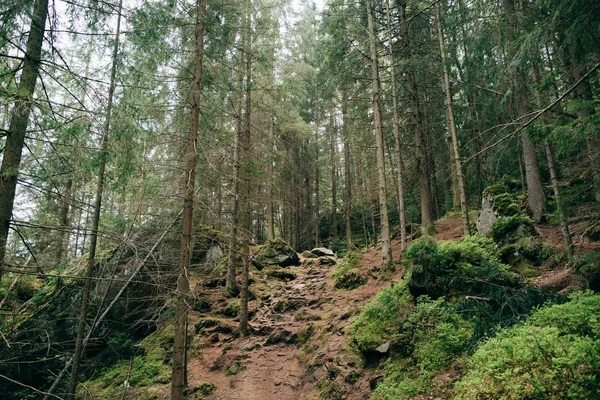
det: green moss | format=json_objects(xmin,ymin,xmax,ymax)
[
  {"xmin": 264, "ymin": 266, "xmax": 296, "ymax": 281},
  {"xmin": 185, "ymin": 382, "xmax": 216, "ymax": 397},
  {"xmin": 491, "ymin": 214, "xmax": 535, "ymax": 241},
  {"xmin": 455, "ymin": 292, "xmax": 600, "ymax": 400},
  {"xmin": 350, "ymin": 280, "xmax": 413, "ymax": 353},
  {"xmin": 397, "ymin": 297, "xmax": 472, "ymax": 372},
  {"xmin": 330, "ymin": 253, "xmax": 366, "ymax": 290}
]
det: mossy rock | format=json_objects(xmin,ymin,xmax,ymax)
[
  {"xmin": 264, "ymin": 266, "xmax": 297, "ymax": 281},
  {"xmin": 185, "ymin": 382, "xmax": 216, "ymax": 397},
  {"xmin": 297, "ymin": 322, "xmax": 314, "ymax": 345},
  {"xmin": 273, "ymin": 298, "xmax": 304, "ymax": 313},
  {"xmin": 333, "ymin": 270, "xmax": 367, "ymax": 290},
  {"xmin": 302, "ymin": 250, "xmax": 318, "ymax": 258},
  {"xmin": 252, "ymin": 238, "xmax": 300, "ymax": 269},
  {"xmin": 195, "ymin": 318, "xmax": 221, "ymax": 334},
  {"xmin": 319, "ymin": 257, "xmax": 337, "ymax": 266}
]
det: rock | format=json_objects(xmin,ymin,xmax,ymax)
[
  {"xmin": 252, "ymin": 238, "xmax": 300, "ymax": 269},
  {"xmin": 241, "ymin": 341, "xmax": 258, "ymax": 351},
  {"xmin": 266, "ymin": 328, "xmax": 297, "ymax": 345},
  {"xmin": 302, "ymin": 250, "xmax": 318, "ymax": 258},
  {"xmin": 209, "ymin": 333, "xmax": 220, "ymax": 343},
  {"xmin": 319, "ymin": 257, "xmax": 337, "ymax": 266},
  {"xmin": 375, "ymin": 341, "xmax": 390, "ymax": 353},
  {"xmin": 311, "ymin": 247, "xmax": 335, "ymax": 257},
  {"xmin": 333, "ymin": 271, "xmax": 367, "ymax": 290},
  {"xmin": 476, "ymin": 194, "xmax": 497, "ymax": 236}
]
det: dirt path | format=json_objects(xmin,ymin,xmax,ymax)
[{"xmin": 183, "ymin": 244, "xmax": 404, "ymax": 400}]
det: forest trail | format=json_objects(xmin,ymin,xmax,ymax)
[
  {"xmin": 183, "ymin": 240, "xmax": 405, "ymax": 400},
  {"xmin": 180, "ymin": 213, "xmax": 591, "ymax": 399}
]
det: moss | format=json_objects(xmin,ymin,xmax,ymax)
[
  {"xmin": 226, "ymin": 359, "xmax": 245, "ymax": 375},
  {"xmin": 350, "ymin": 280, "xmax": 413, "ymax": 353},
  {"xmin": 185, "ymin": 382, "xmax": 216, "ymax": 397},
  {"xmin": 331, "ymin": 253, "xmax": 366, "ymax": 290},
  {"xmin": 264, "ymin": 266, "xmax": 296, "ymax": 281}
]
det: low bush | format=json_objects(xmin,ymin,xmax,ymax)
[
  {"xmin": 350, "ymin": 280, "xmax": 413, "ymax": 353},
  {"xmin": 455, "ymin": 292, "xmax": 600, "ymax": 400},
  {"xmin": 398, "ymin": 297, "xmax": 472, "ymax": 371}
]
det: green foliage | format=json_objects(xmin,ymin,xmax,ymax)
[
  {"xmin": 398, "ymin": 297, "xmax": 472, "ymax": 371},
  {"xmin": 407, "ymin": 236, "xmax": 518, "ymax": 284},
  {"xmin": 330, "ymin": 253, "xmax": 366, "ymax": 290},
  {"xmin": 455, "ymin": 292, "xmax": 600, "ymax": 400},
  {"xmin": 576, "ymin": 250, "xmax": 600, "ymax": 283},
  {"xmin": 350, "ymin": 280, "xmax": 413, "ymax": 353},
  {"xmin": 491, "ymin": 214, "xmax": 535, "ymax": 242},
  {"xmin": 370, "ymin": 359, "xmax": 433, "ymax": 400},
  {"xmin": 86, "ymin": 324, "xmax": 174, "ymax": 398}
]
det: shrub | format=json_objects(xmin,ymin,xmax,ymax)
[
  {"xmin": 455, "ymin": 325, "xmax": 600, "ymax": 399},
  {"xmin": 350, "ymin": 280, "xmax": 413, "ymax": 353},
  {"xmin": 398, "ymin": 297, "xmax": 472, "ymax": 371},
  {"xmin": 455, "ymin": 293, "xmax": 600, "ymax": 400}
]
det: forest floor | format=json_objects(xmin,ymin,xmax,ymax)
[{"xmin": 155, "ymin": 213, "xmax": 596, "ymax": 399}]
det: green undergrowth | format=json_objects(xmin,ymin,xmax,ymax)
[
  {"xmin": 84, "ymin": 324, "xmax": 173, "ymax": 399},
  {"xmin": 350, "ymin": 278, "xmax": 413, "ymax": 353},
  {"xmin": 330, "ymin": 253, "xmax": 366, "ymax": 290},
  {"xmin": 456, "ymin": 292, "xmax": 600, "ymax": 399},
  {"xmin": 346, "ymin": 234, "xmax": 593, "ymax": 400}
]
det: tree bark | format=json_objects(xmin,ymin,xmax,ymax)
[
  {"xmin": 545, "ymin": 143, "xmax": 574, "ymax": 257},
  {"xmin": 0, "ymin": 0, "xmax": 49, "ymax": 281},
  {"xmin": 315, "ymin": 119, "xmax": 320, "ymax": 247},
  {"xmin": 385, "ymin": 0, "xmax": 407, "ymax": 251},
  {"xmin": 397, "ymin": 0, "xmax": 435, "ymax": 234},
  {"xmin": 503, "ymin": 0, "xmax": 545, "ymax": 222},
  {"xmin": 171, "ymin": 0, "xmax": 206, "ymax": 397},
  {"xmin": 267, "ymin": 117, "xmax": 275, "ymax": 241},
  {"xmin": 436, "ymin": 2, "xmax": 470, "ymax": 236},
  {"xmin": 226, "ymin": 45, "xmax": 245, "ymax": 295},
  {"xmin": 330, "ymin": 108, "xmax": 338, "ymax": 241},
  {"xmin": 367, "ymin": 0, "xmax": 392, "ymax": 269},
  {"xmin": 239, "ymin": 3, "xmax": 252, "ymax": 336},
  {"xmin": 67, "ymin": 1, "xmax": 123, "ymax": 398},
  {"xmin": 341, "ymin": 93, "xmax": 353, "ymax": 251}
]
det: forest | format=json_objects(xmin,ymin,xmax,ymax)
[{"xmin": 0, "ymin": 0, "xmax": 599, "ymax": 398}]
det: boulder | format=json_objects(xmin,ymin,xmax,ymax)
[
  {"xmin": 251, "ymin": 238, "xmax": 300, "ymax": 269},
  {"xmin": 476, "ymin": 194, "xmax": 497, "ymax": 236},
  {"xmin": 319, "ymin": 257, "xmax": 337, "ymax": 266},
  {"xmin": 301, "ymin": 250, "xmax": 318, "ymax": 258},
  {"xmin": 311, "ymin": 247, "xmax": 335, "ymax": 257}
]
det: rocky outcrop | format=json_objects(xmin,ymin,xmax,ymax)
[{"xmin": 252, "ymin": 238, "xmax": 300, "ymax": 269}]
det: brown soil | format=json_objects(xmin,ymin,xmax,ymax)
[{"xmin": 156, "ymin": 213, "xmax": 598, "ymax": 399}]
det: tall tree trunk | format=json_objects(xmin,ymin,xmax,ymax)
[
  {"xmin": 315, "ymin": 120, "xmax": 320, "ymax": 247},
  {"xmin": 436, "ymin": 2, "xmax": 470, "ymax": 236},
  {"xmin": 0, "ymin": 0, "xmax": 49, "ymax": 281},
  {"xmin": 226, "ymin": 45, "xmax": 245, "ymax": 295},
  {"xmin": 398, "ymin": 0, "xmax": 435, "ymax": 234},
  {"xmin": 330, "ymin": 109, "xmax": 338, "ymax": 240},
  {"xmin": 503, "ymin": 0, "xmax": 545, "ymax": 222},
  {"xmin": 67, "ymin": 1, "xmax": 123, "ymax": 398},
  {"xmin": 341, "ymin": 93, "xmax": 353, "ymax": 251},
  {"xmin": 545, "ymin": 143, "xmax": 574, "ymax": 256},
  {"xmin": 385, "ymin": 0, "xmax": 407, "ymax": 251},
  {"xmin": 171, "ymin": 0, "xmax": 206, "ymax": 397},
  {"xmin": 239, "ymin": 3, "xmax": 252, "ymax": 336},
  {"xmin": 367, "ymin": 0, "xmax": 392, "ymax": 269},
  {"xmin": 267, "ymin": 117, "xmax": 275, "ymax": 241}
]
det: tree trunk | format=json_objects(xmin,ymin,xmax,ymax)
[
  {"xmin": 239, "ymin": 3, "xmax": 252, "ymax": 336},
  {"xmin": 67, "ymin": 1, "xmax": 123, "ymax": 398},
  {"xmin": 503, "ymin": 0, "xmax": 545, "ymax": 222},
  {"xmin": 398, "ymin": 0, "xmax": 435, "ymax": 234},
  {"xmin": 367, "ymin": 0, "xmax": 392, "ymax": 269},
  {"xmin": 329, "ymin": 109, "xmax": 338, "ymax": 241},
  {"xmin": 315, "ymin": 120, "xmax": 320, "ymax": 247},
  {"xmin": 226, "ymin": 45, "xmax": 245, "ymax": 295},
  {"xmin": 545, "ymin": 143, "xmax": 574, "ymax": 256},
  {"xmin": 0, "ymin": 0, "xmax": 49, "ymax": 281},
  {"xmin": 385, "ymin": 0, "xmax": 407, "ymax": 251},
  {"xmin": 171, "ymin": 0, "xmax": 206, "ymax": 397},
  {"xmin": 436, "ymin": 2, "xmax": 470, "ymax": 236},
  {"xmin": 267, "ymin": 117, "xmax": 275, "ymax": 241},
  {"xmin": 341, "ymin": 94, "xmax": 353, "ymax": 251}
]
